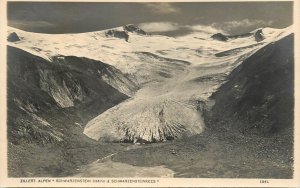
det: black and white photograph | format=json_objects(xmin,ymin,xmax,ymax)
[{"xmin": 0, "ymin": 0, "xmax": 299, "ymax": 187}]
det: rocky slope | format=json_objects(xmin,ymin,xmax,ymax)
[
  {"xmin": 7, "ymin": 46, "xmax": 135, "ymax": 145},
  {"xmin": 206, "ymin": 33, "xmax": 294, "ymax": 137}
]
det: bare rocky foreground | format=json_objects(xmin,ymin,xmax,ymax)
[{"xmin": 7, "ymin": 25, "xmax": 294, "ymax": 178}]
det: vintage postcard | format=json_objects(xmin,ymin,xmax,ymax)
[{"xmin": 0, "ymin": 0, "xmax": 299, "ymax": 187}]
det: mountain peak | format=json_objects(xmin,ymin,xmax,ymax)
[
  {"xmin": 123, "ymin": 24, "xmax": 147, "ymax": 35},
  {"xmin": 253, "ymin": 28, "xmax": 265, "ymax": 42},
  {"xmin": 211, "ymin": 33, "xmax": 228, "ymax": 41},
  {"xmin": 104, "ymin": 24, "xmax": 147, "ymax": 42}
]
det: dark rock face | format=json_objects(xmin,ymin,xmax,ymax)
[
  {"xmin": 7, "ymin": 32, "xmax": 21, "ymax": 42},
  {"xmin": 105, "ymin": 25, "xmax": 146, "ymax": 41},
  {"xmin": 211, "ymin": 33, "xmax": 228, "ymax": 41},
  {"xmin": 123, "ymin": 24, "xmax": 147, "ymax": 35},
  {"xmin": 104, "ymin": 25, "xmax": 147, "ymax": 41},
  {"xmin": 105, "ymin": 30, "xmax": 129, "ymax": 41},
  {"xmin": 7, "ymin": 46, "xmax": 130, "ymax": 145},
  {"xmin": 254, "ymin": 29, "xmax": 265, "ymax": 42},
  {"xmin": 206, "ymin": 34, "xmax": 294, "ymax": 136}
]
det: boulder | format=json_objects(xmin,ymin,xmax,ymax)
[{"xmin": 7, "ymin": 32, "xmax": 21, "ymax": 42}]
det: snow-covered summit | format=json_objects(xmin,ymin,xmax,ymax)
[{"xmin": 7, "ymin": 25, "xmax": 291, "ymax": 68}]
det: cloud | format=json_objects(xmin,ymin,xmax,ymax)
[
  {"xmin": 137, "ymin": 20, "xmax": 275, "ymax": 36},
  {"xmin": 138, "ymin": 22, "xmax": 180, "ymax": 33},
  {"xmin": 138, "ymin": 22, "xmax": 227, "ymax": 36},
  {"xmin": 213, "ymin": 19, "xmax": 273, "ymax": 32},
  {"xmin": 9, "ymin": 20, "xmax": 57, "ymax": 29},
  {"xmin": 186, "ymin": 24, "xmax": 226, "ymax": 34},
  {"xmin": 144, "ymin": 3, "xmax": 180, "ymax": 14}
]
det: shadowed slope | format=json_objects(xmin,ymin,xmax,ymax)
[
  {"xmin": 207, "ymin": 34, "xmax": 294, "ymax": 136},
  {"xmin": 7, "ymin": 46, "xmax": 131, "ymax": 144}
]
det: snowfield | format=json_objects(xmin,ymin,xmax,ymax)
[{"xmin": 7, "ymin": 24, "xmax": 293, "ymax": 142}]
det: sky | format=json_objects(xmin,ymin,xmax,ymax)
[{"xmin": 7, "ymin": 2, "xmax": 293, "ymax": 36}]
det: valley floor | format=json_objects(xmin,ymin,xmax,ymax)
[
  {"xmin": 76, "ymin": 126, "xmax": 293, "ymax": 178},
  {"xmin": 9, "ymin": 124, "xmax": 292, "ymax": 178}
]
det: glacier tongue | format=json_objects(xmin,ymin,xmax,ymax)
[{"xmin": 84, "ymin": 96, "xmax": 204, "ymax": 142}]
